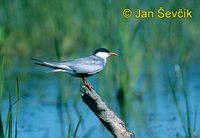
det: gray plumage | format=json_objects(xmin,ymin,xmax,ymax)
[{"xmin": 33, "ymin": 55, "xmax": 106, "ymax": 77}]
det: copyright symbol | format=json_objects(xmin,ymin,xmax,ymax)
[{"xmin": 122, "ymin": 9, "xmax": 132, "ymax": 19}]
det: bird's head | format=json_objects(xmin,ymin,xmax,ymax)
[{"xmin": 93, "ymin": 48, "xmax": 118, "ymax": 59}]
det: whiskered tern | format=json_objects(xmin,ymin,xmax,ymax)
[{"xmin": 33, "ymin": 48, "xmax": 117, "ymax": 90}]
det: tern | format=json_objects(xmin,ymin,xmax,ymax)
[{"xmin": 33, "ymin": 48, "xmax": 117, "ymax": 90}]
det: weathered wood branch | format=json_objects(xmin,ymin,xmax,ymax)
[{"xmin": 81, "ymin": 86, "xmax": 135, "ymax": 138}]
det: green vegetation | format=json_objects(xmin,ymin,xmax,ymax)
[
  {"xmin": 0, "ymin": 0, "xmax": 199, "ymax": 137},
  {"xmin": 168, "ymin": 64, "xmax": 192, "ymax": 137},
  {"xmin": 0, "ymin": 57, "xmax": 4, "ymax": 138},
  {"xmin": 0, "ymin": 74, "xmax": 19, "ymax": 138},
  {"xmin": 73, "ymin": 117, "xmax": 81, "ymax": 138},
  {"xmin": 0, "ymin": 57, "xmax": 19, "ymax": 138},
  {"xmin": 67, "ymin": 116, "xmax": 82, "ymax": 138}
]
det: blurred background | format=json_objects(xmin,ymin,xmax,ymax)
[{"xmin": 0, "ymin": 0, "xmax": 200, "ymax": 138}]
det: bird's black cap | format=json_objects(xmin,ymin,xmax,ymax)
[{"xmin": 93, "ymin": 48, "xmax": 110, "ymax": 55}]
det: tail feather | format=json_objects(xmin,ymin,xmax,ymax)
[
  {"xmin": 31, "ymin": 58, "xmax": 43, "ymax": 62},
  {"xmin": 32, "ymin": 58, "xmax": 72, "ymax": 71},
  {"xmin": 32, "ymin": 58, "xmax": 61, "ymax": 69}
]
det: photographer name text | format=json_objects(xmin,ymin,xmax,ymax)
[
  {"xmin": 122, "ymin": 7, "xmax": 192, "ymax": 19},
  {"xmin": 135, "ymin": 7, "xmax": 192, "ymax": 19}
]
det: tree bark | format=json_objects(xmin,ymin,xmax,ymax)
[{"xmin": 81, "ymin": 86, "xmax": 135, "ymax": 138}]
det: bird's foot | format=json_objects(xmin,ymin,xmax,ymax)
[
  {"xmin": 84, "ymin": 81, "xmax": 93, "ymax": 91},
  {"xmin": 83, "ymin": 77, "xmax": 93, "ymax": 91}
]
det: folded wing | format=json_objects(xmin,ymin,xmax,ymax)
[
  {"xmin": 60, "ymin": 56, "xmax": 105, "ymax": 75},
  {"xmin": 32, "ymin": 55, "xmax": 105, "ymax": 76}
]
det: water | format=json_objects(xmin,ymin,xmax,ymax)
[{"xmin": 2, "ymin": 63, "xmax": 200, "ymax": 138}]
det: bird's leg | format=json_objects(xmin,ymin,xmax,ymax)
[{"xmin": 83, "ymin": 77, "xmax": 93, "ymax": 91}]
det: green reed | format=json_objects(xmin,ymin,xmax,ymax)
[
  {"xmin": 178, "ymin": 66, "xmax": 191, "ymax": 138},
  {"xmin": 0, "ymin": 57, "xmax": 4, "ymax": 138},
  {"xmin": 168, "ymin": 64, "xmax": 193, "ymax": 138},
  {"xmin": 14, "ymin": 78, "xmax": 19, "ymax": 138},
  {"xmin": 0, "ymin": 76, "xmax": 20, "ymax": 138},
  {"xmin": 0, "ymin": 57, "xmax": 4, "ymax": 111},
  {"xmin": 67, "ymin": 116, "xmax": 81, "ymax": 138},
  {"xmin": 73, "ymin": 116, "xmax": 81, "ymax": 138}
]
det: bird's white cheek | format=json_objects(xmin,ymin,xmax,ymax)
[{"xmin": 96, "ymin": 52, "xmax": 110, "ymax": 58}]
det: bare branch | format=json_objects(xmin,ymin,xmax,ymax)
[{"xmin": 81, "ymin": 86, "xmax": 135, "ymax": 138}]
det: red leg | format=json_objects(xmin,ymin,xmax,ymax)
[{"xmin": 83, "ymin": 77, "xmax": 93, "ymax": 91}]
